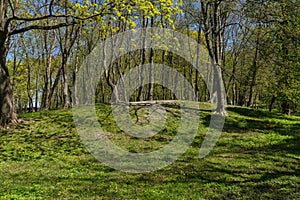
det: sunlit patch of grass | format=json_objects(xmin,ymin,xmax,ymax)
[{"xmin": 0, "ymin": 104, "xmax": 299, "ymax": 199}]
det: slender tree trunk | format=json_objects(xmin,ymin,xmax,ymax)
[
  {"xmin": 35, "ymin": 64, "xmax": 39, "ymax": 112},
  {"xmin": 269, "ymin": 95, "xmax": 275, "ymax": 112},
  {"xmin": 73, "ymin": 49, "xmax": 79, "ymax": 105},
  {"xmin": 226, "ymin": 55, "xmax": 238, "ymax": 105},
  {"xmin": 183, "ymin": 63, "xmax": 187, "ymax": 100},
  {"xmin": 137, "ymin": 17, "xmax": 148, "ymax": 101},
  {"xmin": 62, "ymin": 54, "xmax": 71, "ymax": 109},
  {"xmin": 194, "ymin": 25, "xmax": 202, "ymax": 101},
  {"xmin": 43, "ymin": 30, "xmax": 56, "ymax": 109},
  {"xmin": 232, "ymin": 80, "xmax": 236, "ymax": 105},
  {"xmin": 46, "ymin": 66, "xmax": 62, "ymax": 109},
  {"xmin": 161, "ymin": 51, "xmax": 166, "ymax": 100},
  {"xmin": 24, "ymin": 49, "xmax": 33, "ymax": 111},
  {"xmin": 205, "ymin": 58, "xmax": 211, "ymax": 101},
  {"xmin": 172, "ymin": 53, "xmax": 180, "ymax": 100},
  {"xmin": 247, "ymin": 43, "xmax": 259, "ymax": 107},
  {"xmin": 147, "ymin": 47, "xmax": 154, "ymax": 101},
  {"xmin": 147, "ymin": 17, "xmax": 154, "ymax": 101}
]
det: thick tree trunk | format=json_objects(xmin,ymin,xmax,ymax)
[
  {"xmin": 199, "ymin": 0, "xmax": 228, "ymax": 116},
  {"xmin": 213, "ymin": 64, "xmax": 227, "ymax": 115},
  {"xmin": 0, "ymin": 2, "xmax": 17, "ymax": 126},
  {"xmin": 0, "ymin": 41, "xmax": 17, "ymax": 127}
]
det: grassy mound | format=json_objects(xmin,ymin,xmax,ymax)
[{"xmin": 0, "ymin": 104, "xmax": 299, "ymax": 199}]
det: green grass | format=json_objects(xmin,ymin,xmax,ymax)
[{"xmin": 0, "ymin": 103, "xmax": 299, "ymax": 199}]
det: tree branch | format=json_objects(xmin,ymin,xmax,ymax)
[
  {"xmin": 10, "ymin": 7, "xmax": 108, "ymax": 22},
  {"xmin": 7, "ymin": 0, "xmax": 15, "ymax": 17},
  {"xmin": 8, "ymin": 11, "xmax": 111, "ymax": 36},
  {"xmin": 49, "ymin": 0, "xmax": 56, "ymax": 16},
  {"xmin": 8, "ymin": 21, "xmax": 78, "ymax": 36},
  {"xmin": 6, "ymin": 2, "xmax": 114, "ymax": 35}
]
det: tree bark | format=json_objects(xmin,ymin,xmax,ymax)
[
  {"xmin": 247, "ymin": 42, "xmax": 259, "ymax": 107},
  {"xmin": 24, "ymin": 46, "xmax": 33, "ymax": 111},
  {"xmin": 0, "ymin": 1, "xmax": 17, "ymax": 126},
  {"xmin": 42, "ymin": 30, "xmax": 56, "ymax": 109},
  {"xmin": 147, "ymin": 17, "xmax": 154, "ymax": 101},
  {"xmin": 200, "ymin": 0, "xmax": 228, "ymax": 115},
  {"xmin": 213, "ymin": 63, "xmax": 227, "ymax": 115},
  {"xmin": 0, "ymin": 33, "xmax": 17, "ymax": 126},
  {"xmin": 269, "ymin": 95, "xmax": 275, "ymax": 112},
  {"xmin": 62, "ymin": 54, "xmax": 71, "ymax": 109}
]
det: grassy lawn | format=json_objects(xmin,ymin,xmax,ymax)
[{"xmin": 0, "ymin": 103, "xmax": 299, "ymax": 199}]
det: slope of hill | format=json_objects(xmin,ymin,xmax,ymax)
[{"xmin": 0, "ymin": 104, "xmax": 299, "ymax": 199}]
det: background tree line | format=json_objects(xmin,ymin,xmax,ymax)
[{"xmin": 0, "ymin": 0, "xmax": 299, "ymax": 126}]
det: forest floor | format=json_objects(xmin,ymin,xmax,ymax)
[{"xmin": 0, "ymin": 103, "xmax": 299, "ymax": 199}]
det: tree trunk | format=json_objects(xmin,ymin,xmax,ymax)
[
  {"xmin": 42, "ymin": 30, "xmax": 56, "ymax": 109},
  {"xmin": 247, "ymin": 43, "xmax": 259, "ymax": 107},
  {"xmin": 147, "ymin": 48, "xmax": 154, "ymax": 101},
  {"xmin": 62, "ymin": 54, "xmax": 71, "ymax": 109},
  {"xmin": 226, "ymin": 55, "xmax": 238, "ymax": 105},
  {"xmin": 214, "ymin": 64, "xmax": 227, "ymax": 115},
  {"xmin": 137, "ymin": 17, "xmax": 148, "ymax": 101},
  {"xmin": 24, "ymin": 49, "xmax": 33, "ymax": 111},
  {"xmin": 232, "ymin": 81, "xmax": 236, "ymax": 105},
  {"xmin": 269, "ymin": 95, "xmax": 275, "ymax": 112},
  {"xmin": 35, "ymin": 66, "xmax": 39, "ymax": 112},
  {"xmin": 200, "ymin": 0, "xmax": 228, "ymax": 116},
  {"xmin": 195, "ymin": 25, "xmax": 202, "ymax": 101},
  {"xmin": 0, "ymin": 1, "xmax": 17, "ymax": 126},
  {"xmin": 0, "ymin": 37, "xmax": 17, "ymax": 126},
  {"xmin": 46, "ymin": 66, "xmax": 63, "ymax": 109},
  {"xmin": 161, "ymin": 51, "xmax": 166, "ymax": 100},
  {"xmin": 147, "ymin": 18, "xmax": 154, "ymax": 101}
]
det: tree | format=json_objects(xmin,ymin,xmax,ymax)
[
  {"xmin": 0, "ymin": 0, "xmax": 110, "ymax": 127},
  {"xmin": 244, "ymin": 0, "xmax": 300, "ymax": 113},
  {"xmin": 198, "ymin": 0, "xmax": 236, "ymax": 115}
]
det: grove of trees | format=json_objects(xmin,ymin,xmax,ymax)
[{"xmin": 0, "ymin": 0, "xmax": 299, "ymax": 127}]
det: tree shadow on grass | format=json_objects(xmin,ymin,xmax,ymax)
[
  {"xmin": 201, "ymin": 107, "xmax": 300, "ymax": 135},
  {"xmin": 227, "ymin": 107, "xmax": 300, "ymax": 121},
  {"xmin": 185, "ymin": 107, "xmax": 300, "ymax": 198},
  {"xmin": 4, "ymin": 106, "xmax": 298, "ymax": 199},
  {"xmin": 177, "ymin": 160, "xmax": 299, "ymax": 199}
]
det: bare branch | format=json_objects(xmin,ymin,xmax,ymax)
[
  {"xmin": 5, "ymin": 2, "xmax": 114, "ymax": 34},
  {"xmin": 10, "ymin": 7, "xmax": 108, "ymax": 22},
  {"xmin": 8, "ymin": 21, "xmax": 78, "ymax": 36},
  {"xmin": 7, "ymin": 0, "xmax": 15, "ymax": 17},
  {"xmin": 49, "ymin": 0, "xmax": 56, "ymax": 16},
  {"xmin": 8, "ymin": 10, "xmax": 111, "ymax": 36}
]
